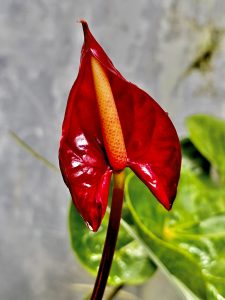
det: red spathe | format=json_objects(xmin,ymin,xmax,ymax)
[{"xmin": 59, "ymin": 20, "xmax": 181, "ymax": 232}]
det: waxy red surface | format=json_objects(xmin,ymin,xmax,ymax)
[{"xmin": 59, "ymin": 21, "xmax": 181, "ymax": 231}]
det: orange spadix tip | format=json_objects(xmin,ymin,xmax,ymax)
[{"xmin": 91, "ymin": 56, "xmax": 127, "ymax": 171}]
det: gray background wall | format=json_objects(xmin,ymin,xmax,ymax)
[{"xmin": 1, "ymin": 0, "xmax": 225, "ymax": 299}]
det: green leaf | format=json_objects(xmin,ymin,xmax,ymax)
[
  {"xmin": 69, "ymin": 202, "xmax": 156, "ymax": 286},
  {"xmin": 186, "ymin": 115, "xmax": 225, "ymax": 184},
  {"xmin": 125, "ymin": 163, "xmax": 225, "ymax": 299},
  {"xmin": 125, "ymin": 171, "xmax": 207, "ymax": 299}
]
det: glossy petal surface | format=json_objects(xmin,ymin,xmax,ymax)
[
  {"xmin": 107, "ymin": 74, "xmax": 181, "ymax": 209},
  {"xmin": 81, "ymin": 21, "xmax": 181, "ymax": 208},
  {"xmin": 59, "ymin": 21, "xmax": 181, "ymax": 231},
  {"xmin": 59, "ymin": 40, "xmax": 113, "ymax": 231}
]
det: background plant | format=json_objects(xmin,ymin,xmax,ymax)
[{"xmin": 12, "ymin": 114, "xmax": 225, "ymax": 299}]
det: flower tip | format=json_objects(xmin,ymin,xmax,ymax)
[
  {"xmin": 85, "ymin": 220, "xmax": 100, "ymax": 232},
  {"xmin": 164, "ymin": 196, "xmax": 175, "ymax": 211},
  {"xmin": 167, "ymin": 202, "xmax": 173, "ymax": 211},
  {"xmin": 78, "ymin": 19, "xmax": 89, "ymax": 33}
]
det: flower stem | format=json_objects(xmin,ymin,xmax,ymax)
[
  {"xmin": 90, "ymin": 171, "xmax": 125, "ymax": 300},
  {"xmin": 106, "ymin": 284, "xmax": 124, "ymax": 300}
]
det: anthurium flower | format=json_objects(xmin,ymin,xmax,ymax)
[{"xmin": 59, "ymin": 20, "xmax": 181, "ymax": 232}]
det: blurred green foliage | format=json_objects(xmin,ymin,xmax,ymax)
[
  {"xmin": 69, "ymin": 203, "xmax": 156, "ymax": 286},
  {"xmin": 12, "ymin": 114, "xmax": 225, "ymax": 299},
  {"xmin": 69, "ymin": 114, "xmax": 225, "ymax": 299}
]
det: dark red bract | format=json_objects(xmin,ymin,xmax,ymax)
[{"xmin": 59, "ymin": 20, "xmax": 181, "ymax": 232}]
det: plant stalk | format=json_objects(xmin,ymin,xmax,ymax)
[
  {"xmin": 90, "ymin": 171, "xmax": 125, "ymax": 300},
  {"xmin": 106, "ymin": 284, "xmax": 124, "ymax": 300}
]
